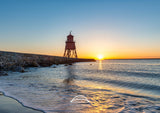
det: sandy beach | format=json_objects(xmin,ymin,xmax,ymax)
[{"xmin": 0, "ymin": 92, "xmax": 44, "ymax": 113}]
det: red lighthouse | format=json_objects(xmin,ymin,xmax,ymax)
[{"xmin": 63, "ymin": 32, "xmax": 78, "ymax": 58}]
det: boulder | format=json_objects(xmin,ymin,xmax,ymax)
[
  {"xmin": 50, "ymin": 64, "xmax": 56, "ymax": 68},
  {"xmin": 31, "ymin": 61, "xmax": 40, "ymax": 67},
  {"xmin": 0, "ymin": 71, "xmax": 8, "ymax": 76},
  {"xmin": 13, "ymin": 66, "xmax": 25, "ymax": 73}
]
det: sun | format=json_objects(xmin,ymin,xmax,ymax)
[{"xmin": 97, "ymin": 54, "xmax": 104, "ymax": 60}]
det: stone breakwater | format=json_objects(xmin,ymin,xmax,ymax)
[{"xmin": 0, "ymin": 51, "xmax": 95, "ymax": 74}]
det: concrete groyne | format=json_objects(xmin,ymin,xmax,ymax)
[{"xmin": 0, "ymin": 51, "xmax": 95, "ymax": 74}]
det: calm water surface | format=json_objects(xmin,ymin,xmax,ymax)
[{"xmin": 0, "ymin": 60, "xmax": 160, "ymax": 113}]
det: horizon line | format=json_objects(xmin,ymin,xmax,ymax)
[
  {"xmin": 104, "ymin": 58, "xmax": 160, "ymax": 60},
  {"xmin": 0, "ymin": 50, "xmax": 160, "ymax": 60}
]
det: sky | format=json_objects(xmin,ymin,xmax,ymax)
[{"xmin": 0, "ymin": 0, "xmax": 160, "ymax": 59}]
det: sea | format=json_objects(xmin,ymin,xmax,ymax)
[{"xmin": 0, "ymin": 60, "xmax": 160, "ymax": 113}]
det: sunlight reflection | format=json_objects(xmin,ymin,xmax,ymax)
[{"xmin": 98, "ymin": 60, "xmax": 103, "ymax": 70}]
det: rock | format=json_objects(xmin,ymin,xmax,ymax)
[
  {"xmin": 50, "ymin": 64, "xmax": 56, "ymax": 68},
  {"xmin": 0, "ymin": 71, "xmax": 8, "ymax": 76},
  {"xmin": 21, "ymin": 69, "xmax": 25, "ymax": 73},
  {"xmin": 13, "ymin": 66, "xmax": 25, "ymax": 73},
  {"xmin": 32, "ymin": 61, "xmax": 40, "ymax": 67}
]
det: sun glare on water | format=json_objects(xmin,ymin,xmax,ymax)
[{"xmin": 97, "ymin": 54, "xmax": 104, "ymax": 60}]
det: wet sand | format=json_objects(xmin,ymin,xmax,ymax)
[{"xmin": 0, "ymin": 92, "xmax": 44, "ymax": 113}]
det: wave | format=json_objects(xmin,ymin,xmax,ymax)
[
  {"xmin": 81, "ymin": 68, "xmax": 160, "ymax": 78},
  {"xmin": 80, "ymin": 76, "xmax": 160, "ymax": 92}
]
